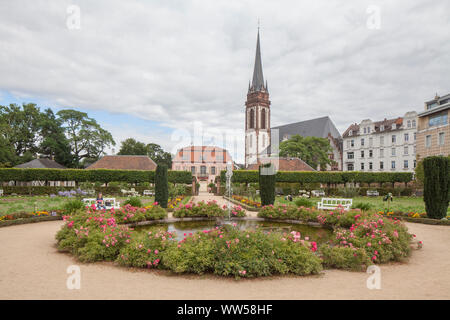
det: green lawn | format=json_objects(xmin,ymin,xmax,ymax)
[{"xmin": 266, "ymin": 195, "xmax": 449, "ymax": 214}]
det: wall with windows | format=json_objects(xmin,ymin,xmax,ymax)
[
  {"xmin": 416, "ymin": 106, "xmax": 449, "ymax": 161},
  {"xmin": 342, "ymin": 111, "xmax": 418, "ymax": 172}
]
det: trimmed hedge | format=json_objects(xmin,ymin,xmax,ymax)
[
  {"xmin": 0, "ymin": 168, "xmax": 192, "ymax": 184},
  {"xmin": 220, "ymin": 170, "xmax": 413, "ymax": 184},
  {"xmin": 423, "ymin": 156, "xmax": 449, "ymax": 219},
  {"xmin": 259, "ymin": 164, "xmax": 275, "ymax": 206},
  {"xmin": 155, "ymin": 165, "xmax": 169, "ymax": 208}
]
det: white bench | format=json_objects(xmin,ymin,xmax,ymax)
[
  {"xmin": 83, "ymin": 198, "xmax": 120, "ymax": 210},
  {"xmin": 143, "ymin": 190, "xmax": 154, "ymax": 196},
  {"xmin": 311, "ymin": 190, "xmax": 325, "ymax": 197},
  {"xmin": 366, "ymin": 190, "xmax": 379, "ymax": 197},
  {"xmin": 317, "ymin": 198, "xmax": 352, "ymax": 211},
  {"xmin": 121, "ymin": 189, "xmax": 139, "ymax": 197}
]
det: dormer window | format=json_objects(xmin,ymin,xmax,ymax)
[
  {"xmin": 380, "ymin": 125, "xmax": 384, "ymax": 131},
  {"xmin": 349, "ymin": 130, "xmax": 353, "ymax": 136},
  {"xmin": 392, "ymin": 123, "xmax": 396, "ymax": 130}
]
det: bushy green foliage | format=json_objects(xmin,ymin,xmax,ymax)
[
  {"xmin": 155, "ymin": 165, "xmax": 169, "ymax": 208},
  {"xmin": 352, "ymin": 202, "xmax": 373, "ymax": 211},
  {"xmin": 320, "ymin": 246, "xmax": 370, "ymax": 271},
  {"xmin": 423, "ymin": 156, "xmax": 449, "ymax": 219},
  {"xmin": 123, "ymin": 196, "xmax": 143, "ymax": 208},
  {"xmin": 295, "ymin": 198, "xmax": 314, "ymax": 208},
  {"xmin": 0, "ymin": 168, "xmax": 192, "ymax": 184},
  {"xmin": 220, "ymin": 170, "xmax": 413, "ymax": 185},
  {"xmin": 63, "ymin": 199, "xmax": 85, "ymax": 214},
  {"xmin": 259, "ymin": 164, "xmax": 276, "ymax": 206}
]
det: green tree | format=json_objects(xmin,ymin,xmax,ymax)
[
  {"xmin": 57, "ymin": 109, "xmax": 115, "ymax": 167},
  {"xmin": 0, "ymin": 103, "xmax": 41, "ymax": 164},
  {"xmin": 147, "ymin": 143, "xmax": 172, "ymax": 167},
  {"xmin": 259, "ymin": 163, "xmax": 276, "ymax": 206},
  {"xmin": 423, "ymin": 156, "xmax": 449, "ymax": 219},
  {"xmin": 155, "ymin": 164, "xmax": 169, "ymax": 208},
  {"xmin": 279, "ymin": 134, "xmax": 333, "ymax": 170},
  {"xmin": 118, "ymin": 138, "xmax": 148, "ymax": 155},
  {"xmin": 38, "ymin": 108, "xmax": 73, "ymax": 166}
]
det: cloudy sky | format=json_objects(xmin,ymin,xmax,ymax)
[{"xmin": 0, "ymin": 0, "xmax": 449, "ymax": 162}]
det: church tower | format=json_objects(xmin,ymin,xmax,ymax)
[{"xmin": 245, "ymin": 29, "xmax": 271, "ymax": 168}]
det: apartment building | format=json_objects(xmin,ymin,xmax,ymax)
[
  {"xmin": 416, "ymin": 93, "xmax": 449, "ymax": 161},
  {"xmin": 342, "ymin": 111, "xmax": 418, "ymax": 172}
]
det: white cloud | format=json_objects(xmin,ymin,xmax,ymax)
[{"xmin": 0, "ymin": 0, "xmax": 449, "ymax": 163}]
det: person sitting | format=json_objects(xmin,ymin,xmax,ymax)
[{"xmin": 96, "ymin": 192, "xmax": 106, "ymax": 210}]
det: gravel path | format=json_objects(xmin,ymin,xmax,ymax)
[{"xmin": 0, "ymin": 195, "xmax": 449, "ymax": 299}]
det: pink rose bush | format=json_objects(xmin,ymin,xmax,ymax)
[{"xmin": 173, "ymin": 200, "xmax": 246, "ymax": 218}]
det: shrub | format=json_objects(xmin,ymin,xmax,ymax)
[
  {"xmin": 423, "ymin": 156, "xmax": 449, "ymax": 219},
  {"xmin": 172, "ymin": 200, "xmax": 226, "ymax": 218},
  {"xmin": 295, "ymin": 198, "xmax": 314, "ymax": 208},
  {"xmin": 320, "ymin": 246, "xmax": 371, "ymax": 271},
  {"xmin": 352, "ymin": 202, "xmax": 373, "ymax": 211},
  {"xmin": 123, "ymin": 196, "xmax": 143, "ymax": 208},
  {"xmin": 63, "ymin": 199, "xmax": 85, "ymax": 214},
  {"xmin": 259, "ymin": 164, "xmax": 276, "ymax": 206},
  {"xmin": 155, "ymin": 165, "xmax": 169, "ymax": 208}
]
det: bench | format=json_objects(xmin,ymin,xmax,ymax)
[
  {"xmin": 83, "ymin": 198, "xmax": 120, "ymax": 210},
  {"xmin": 366, "ymin": 190, "xmax": 379, "ymax": 197},
  {"xmin": 311, "ymin": 190, "xmax": 325, "ymax": 197},
  {"xmin": 143, "ymin": 190, "xmax": 154, "ymax": 196},
  {"xmin": 317, "ymin": 198, "xmax": 352, "ymax": 211},
  {"xmin": 121, "ymin": 189, "xmax": 139, "ymax": 197}
]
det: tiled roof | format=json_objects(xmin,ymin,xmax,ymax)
[
  {"xmin": 247, "ymin": 157, "xmax": 315, "ymax": 171},
  {"xmin": 15, "ymin": 158, "xmax": 67, "ymax": 169},
  {"xmin": 87, "ymin": 155, "xmax": 157, "ymax": 170},
  {"xmin": 172, "ymin": 146, "xmax": 232, "ymax": 164},
  {"xmin": 342, "ymin": 117, "xmax": 404, "ymax": 138}
]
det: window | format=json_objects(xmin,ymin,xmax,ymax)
[
  {"xmin": 211, "ymin": 166, "xmax": 216, "ymax": 175},
  {"xmin": 429, "ymin": 112, "xmax": 448, "ymax": 127},
  {"xmin": 426, "ymin": 135, "xmax": 432, "ymax": 148},
  {"xmin": 369, "ymin": 137, "xmax": 373, "ymax": 147},
  {"xmin": 414, "ymin": 132, "xmax": 416, "ymax": 140},
  {"xmin": 404, "ymin": 160, "xmax": 408, "ymax": 169},
  {"xmin": 361, "ymin": 138, "xmax": 365, "ymax": 146},
  {"xmin": 361, "ymin": 150, "xmax": 365, "ymax": 158},
  {"xmin": 427, "ymin": 102, "xmax": 438, "ymax": 110},
  {"xmin": 349, "ymin": 130, "xmax": 353, "ymax": 136},
  {"xmin": 407, "ymin": 120, "xmax": 411, "ymax": 128},
  {"xmin": 200, "ymin": 166, "xmax": 207, "ymax": 174},
  {"xmin": 261, "ymin": 109, "xmax": 266, "ymax": 129},
  {"xmin": 380, "ymin": 161, "xmax": 384, "ymax": 170},
  {"xmin": 249, "ymin": 109, "xmax": 255, "ymax": 129},
  {"xmin": 351, "ymin": 140, "xmax": 354, "ymax": 147},
  {"xmin": 380, "ymin": 149, "xmax": 384, "ymax": 158},
  {"xmin": 404, "ymin": 146, "xmax": 408, "ymax": 155},
  {"xmin": 182, "ymin": 153, "xmax": 189, "ymax": 161},
  {"xmin": 380, "ymin": 125, "xmax": 385, "ymax": 131},
  {"xmin": 412, "ymin": 120, "xmax": 416, "ymax": 128},
  {"xmin": 363, "ymin": 128, "xmax": 367, "ymax": 134},
  {"xmin": 391, "ymin": 148, "xmax": 396, "ymax": 156},
  {"xmin": 191, "ymin": 166, "xmax": 196, "ymax": 174},
  {"xmin": 414, "ymin": 160, "xmax": 416, "ymax": 168},
  {"xmin": 347, "ymin": 163, "xmax": 354, "ymax": 171},
  {"xmin": 404, "ymin": 133, "xmax": 409, "ymax": 142},
  {"xmin": 369, "ymin": 162, "xmax": 373, "ymax": 170},
  {"xmin": 346, "ymin": 140, "xmax": 351, "ymax": 148},
  {"xmin": 392, "ymin": 123, "xmax": 397, "ymax": 130},
  {"xmin": 439, "ymin": 132, "xmax": 445, "ymax": 146},
  {"xmin": 380, "ymin": 136, "xmax": 384, "ymax": 146},
  {"xmin": 361, "ymin": 163, "xmax": 365, "ymax": 170},
  {"xmin": 369, "ymin": 150, "xmax": 373, "ymax": 157},
  {"xmin": 392, "ymin": 135, "xmax": 396, "ymax": 143},
  {"xmin": 413, "ymin": 145, "xmax": 416, "ymax": 154},
  {"xmin": 368, "ymin": 127, "xmax": 371, "ymax": 133},
  {"xmin": 391, "ymin": 161, "xmax": 396, "ymax": 169},
  {"xmin": 347, "ymin": 152, "xmax": 354, "ymax": 160}
]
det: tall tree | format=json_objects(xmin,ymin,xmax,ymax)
[
  {"xmin": 147, "ymin": 143, "xmax": 172, "ymax": 168},
  {"xmin": 0, "ymin": 103, "xmax": 41, "ymax": 161},
  {"xmin": 57, "ymin": 109, "xmax": 115, "ymax": 168},
  {"xmin": 279, "ymin": 134, "xmax": 334, "ymax": 170},
  {"xmin": 38, "ymin": 108, "xmax": 73, "ymax": 166},
  {"xmin": 118, "ymin": 138, "xmax": 148, "ymax": 155}
]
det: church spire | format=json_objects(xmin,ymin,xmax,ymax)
[{"xmin": 250, "ymin": 28, "xmax": 266, "ymax": 92}]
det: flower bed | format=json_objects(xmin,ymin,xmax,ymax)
[
  {"xmin": 259, "ymin": 205, "xmax": 420, "ymax": 270},
  {"xmin": 89, "ymin": 203, "xmax": 167, "ymax": 223},
  {"xmin": 55, "ymin": 202, "xmax": 421, "ymax": 278},
  {"xmin": 172, "ymin": 200, "xmax": 246, "ymax": 218},
  {"xmin": 0, "ymin": 210, "xmax": 63, "ymax": 227},
  {"xmin": 232, "ymin": 195, "xmax": 261, "ymax": 208}
]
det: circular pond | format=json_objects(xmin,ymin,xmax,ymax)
[{"xmin": 134, "ymin": 220, "xmax": 333, "ymax": 244}]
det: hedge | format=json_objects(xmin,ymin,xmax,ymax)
[
  {"xmin": 155, "ymin": 165, "xmax": 169, "ymax": 208},
  {"xmin": 220, "ymin": 170, "xmax": 413, "ymax": 184},
  {"xmin": 423, "ymin": 156, "xmax": 449, "ymax": 219},
  {"xmin": 0, "ymin": 168, "xmax": 192, "ymax": 184}
]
